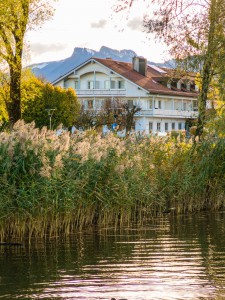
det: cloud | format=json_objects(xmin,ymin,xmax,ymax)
[
  {"xmin": 127, "ymin": 17, "xmax": 144, "ymax": 31},
  {"xmin": 91, "ymin": 19, "xmax": 107, "ymax": 29},
  {"xmin": 30, "ymin": 43, "xmax": 67, "ymax": 56}
]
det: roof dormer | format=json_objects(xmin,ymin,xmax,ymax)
[
  {"xmin": 167, "ymin": 79, "xmax": 172, "ymax": 89},
  {"xmin": 177, "ymin": 79, "xmax": 182, "ymax": 90}
]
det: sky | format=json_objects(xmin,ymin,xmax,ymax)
[{"xmin": 25, "ymin": 0, "xmax": 169, "ymax": 66}]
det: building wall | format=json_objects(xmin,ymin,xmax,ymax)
[
  {"xmin": 125, "ymin": 81, "xmax": 147, "ymax": 97},
  {"xmin": 55, "ymin": 79, "xmax": 64, "ymax": 88},
  {"xmin": 53, "ymin": 61, "xmax": 197, "ymax": 133},
  {"xmin": 135, "ymin": 117, "xmax": 186, "ymax": 134},
  {"xmin": 76, "ymin": 62, "xmax": 110, "ymax": 76}
]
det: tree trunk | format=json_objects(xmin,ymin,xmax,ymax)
[
  {"xmin": 196, "ymin": 0, "xmax": 216, "ymax": 139},
  {"xmin": 126, "ymin": 112, "xmax": 134, "ymax": 134},
  {"xmin": 8, "ymin": 64, "xmax": 22, "ymax": 125},
  {"xmin": 196, "ymin": 56, "xmax": 212, "ymax": 138}
]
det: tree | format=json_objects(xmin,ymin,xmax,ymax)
[
  {"xmin": 0, "ymin": 0, "xmax": 56, "ymax": 125},
  {"xmin": 74, "ymin": 109, "xmax": 114, "ymax": 131},
  {"xmin": 114, "ymin": 0, "xmax": 225, "ymax": 138},
  {"xmin": 0, "ymin": 69, "xmax": 80, "ymax": 128},
  {"xmin": 22, "ymin": 72, "xmax": 80, "ymax": 129},
  {"xmin": 122, "ymin": 103, "xmax": 141, "ymax": 133},
  {"xmin": 74, "ymin": 98, "xmax": 141, "ymax": 135}
]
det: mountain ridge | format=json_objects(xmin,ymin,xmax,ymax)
[{"xmin": 30, "ymin": 46, "xmax": 171, "ymax": 83}]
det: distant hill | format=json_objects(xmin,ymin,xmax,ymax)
[{"xmin": 30, "ymin": 46, "xmax": 172, "ymax": 83}]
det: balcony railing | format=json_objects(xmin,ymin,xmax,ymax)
[
  {"xmin": 76, "ymin": 89, "xmax": 126, "ymax": 96},
  {"xmin": 135, "ymin": 109, "xmax": 198, "ymax": 118}
]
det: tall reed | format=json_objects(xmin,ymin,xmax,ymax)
[{"xmin": 0, "ymin": 120, "xmax": 224, "ymax": 240}]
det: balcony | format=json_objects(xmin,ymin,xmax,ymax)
[
  {"xmin": 76, "ymin": 89, "xmax": 126, "ymax": 96},
  {"xmin": 135, "ymin": 109, "xmax": 198, "ymax": 118}
]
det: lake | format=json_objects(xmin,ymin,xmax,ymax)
[{"xmin": 0, "ymin": 212, "xmax": 225, "ymax": 299}]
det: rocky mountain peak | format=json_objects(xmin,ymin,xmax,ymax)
[{"xmin": 31, "ymin": 46, "xmax": 166, "ymax": 83}]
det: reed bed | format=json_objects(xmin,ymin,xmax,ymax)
[{"xmin": 0, "ymin": 120, "xmax": 225, "ymax": 241}]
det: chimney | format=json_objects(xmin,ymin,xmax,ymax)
[{"xmin": 132, "ymin": 56, "xmax": 147, "ymax": 76}]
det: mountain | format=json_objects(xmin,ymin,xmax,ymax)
[{"xmin": 30, "ymin": 46, "xmax": 170, "ymax": 83}]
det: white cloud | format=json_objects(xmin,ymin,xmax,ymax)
[
  {"xmin": 127, "ymin": 17, "xmax": 144, "ymax": 31},
  {"xmin": 91, "ymin": 19, "xmax": 107, "ymax": 29},
  {"xmin": 30, "ymin": 43, "xmax": 67, "ymax": 56}
]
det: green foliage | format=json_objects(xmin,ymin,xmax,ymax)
[
  {"xmin": 0, "ymin": 71, "xmax": 9, "ymax": 123},
  {"xmin": 0, "ymin": 98, "xmax": 7, "ymax": 123},
  {"xmin": 0, "ymin": 0, "xmax": 57, "ymax": 124},
  {"xmin": 204, "ymin": 103, "xmax": 225, "ymax": 137},
  {"xmin": 22, "ymin": 73, "xmax": 80, "ymax": 128},
  {"xmin": 0, "ymin": 70, "xmax": 81, "ymax": 128}
]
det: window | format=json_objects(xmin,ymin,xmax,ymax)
[
  {"xmin": 82, "ymin": 99, "xmax": 94, "ymax": 110},
  {"xmin": 88, "ymin": 81, "xmax": 94, "ymax": 89},
  {"xmin": 183, "ymin": 102, "xmax": 187, "ymax": 111},
  {"xmin": 118, "ymin": 80, "xmax": 125, "ymax": 89},
  {"xmin": 171, "ymin": 81, "xmax": 177, "ymax": 88},
  {"xmin": 181, "ymin": 83, "xmax": 186, "ymax": 89},
  {"xmin": 82, "ymin": 99, "xmax": 86, "ymax": 109},
  {"xmin": 104, "ymin": 80, "xmax": 110, "ymax": 89},
  {"xmin": 95, "ymin": 99, "xmax": 104, "ymax": 110},
  {"xmin": 178, "ymin": 122, "xmax": 183, "ymax": 130},
  {"xmin": 88, "ymin": 100, "xmax": 94, "ymax": 109},
  {"xmin": 95, "ymin": 81, "xmax": 100, "ymax": 89},
  {"xmin": 174, "ymin": 101, "xmax": 181, "ymax": 110},
  {"xmin": 165, "ymin": 123, "xmax": 169, "ymax": 131},
  {"xmin": 172, "ymin": 122, "xmax": 175, "ymax": 130},
  {"xmin": 154, "ymin": 100, "xmax": 162, "ymax": 109},
  {"xmin": 147, "ymin": 100, "xmax": 153, "ymax": 109},
  {"xmin": 128, "ymin": 100, "xmax": 133, "ymax": 109},
  {"xmin": 110, "ymin": 80, "xmax": 116, "ymax": 89},
  {"xmin": 157, "ymin": 122, "xmax": 161, "ymax": 131},
  {"xmin": 164, "ymin": 100, "xmax": 172, "ymax": 110},
  {"xmin": 74, "ymin": 81, "xmax": 79, "ymax": 89},
  {"xmin": 167, "ymin": 82, "xmax": 171, "ymax": 89},
  {"xmin": 133, "ymin": 99, "xmax": 139, "ymax": 107},
  {"xmin": 193, "ymin": 100, "xmax": 198, "ymax": 111},
  {"xmin": 64, "ymin": 80, "xmax": 70, "ymax": 88},
  {"xmin": 149, "ymin": 122, "xmax": 153, "ymax": 132}
]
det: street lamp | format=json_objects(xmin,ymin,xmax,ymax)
[{"xmin": 46, "ymin": 109, "xmax": 56, "ymax": 130}]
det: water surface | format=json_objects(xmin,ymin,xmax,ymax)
[{"xmin": 0, "ymin": 212, "xmax": 225, "ymax": 299}]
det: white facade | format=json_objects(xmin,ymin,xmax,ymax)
[{"xmin": 53, "ymin": 58, "xmax": 198, "ymax": 134}]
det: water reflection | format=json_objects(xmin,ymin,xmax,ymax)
[{"xmin": 0, "ymin": 212, "xmax": 225, "ymax": 299}]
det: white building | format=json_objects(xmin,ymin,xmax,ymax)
[{"xmin": 52, "ymin": 56, "xmax": 198, "ymax": 134}]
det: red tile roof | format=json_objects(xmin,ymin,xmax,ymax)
[{"xmin": 93, "ymin": 57, "xmax": 198, "ymax": 98}]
